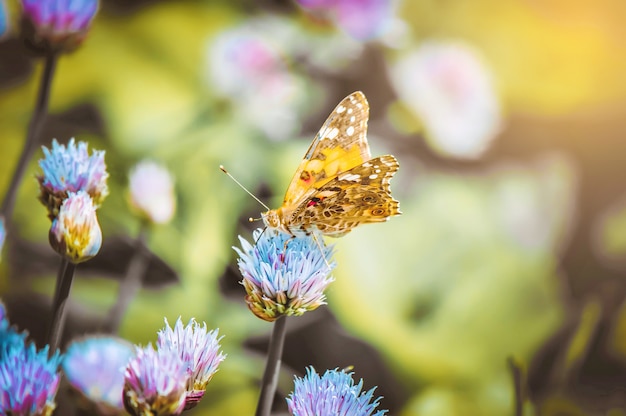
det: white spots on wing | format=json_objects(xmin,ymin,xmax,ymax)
[
  {"xmin": 338, "ymin": 173, "xmax": 361, "ymax": 182},
  {"xmin": 346, "ymin": 126, "xmax": 355, "ymax": 136},
  {"xmin": 336, "ymin": 105, "xmax": 346, "ymax": 114},
  {"xmin": 327, "ymin": 128, "xmax": 339, "ymax": 139},
  {"xmin": 369, "ymin": 174, "xmax": 378, "ymax": 180},
  {"xmin": 347, "ymin": 108, "xmax": 354, "ymax": 115},
  {"xmin": 362, "ymin": 162, "xmax": 372, "ymax": 168},
  {"xmin": 350, "ymin": 116, "xmax": 356, "ymax": 123},
  {"xmin": 375, "ymin": 169, "xmax": 381, "ymax": 173}
]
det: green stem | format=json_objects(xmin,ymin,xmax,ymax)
[
  {"xmin": 104, "ymin": 224, "xmax": 150, "ymax": 333},
  {"xmin": 1, "ymin": 53, "xmax": 57, "ymax": 222},
  {"xmin": 47, "ymin": 258, "xmax": 76, "ymax": 352},
  {"xmin": 255, "ymin": 316, "xmax": 288, "ymax": 416},
  {"xmin": 507, "ymin": 357, "xmax": 524, "ymax": 416}
]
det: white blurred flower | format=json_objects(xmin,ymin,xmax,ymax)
[
  {"xmin": 204, "ymin": 17, "xmax": 309, "ymax": 141},
  {"xmin": 128, "ymin": 161, "xmax": 176, "ymax": 225},
  {"xmin": 391, "ymin": 41, "xmax": 502, "ymax": 159}
]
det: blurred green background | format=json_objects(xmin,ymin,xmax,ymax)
[{"xmin": 2, "ymin": 0, "xmax": 626, "ymax": 414}]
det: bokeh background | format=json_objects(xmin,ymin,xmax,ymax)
[{"xmin": 1, "ymin": 0, "xmax": 626, "ymax": 414}]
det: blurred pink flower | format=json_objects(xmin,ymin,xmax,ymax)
[
  {"xmin": 128, "ymin": 161, "xmax": 176, "ymax": 225},
  {"xmin": 391, "ymin": 41, "xmax": 503, "ymax": 159},
  {"xmin": 206, "ymin": 18, "xmax": 307, "ymax": 141},
  {"xmin": 295, "ymin": 0, "xmax": 392, "ymax": 41}
]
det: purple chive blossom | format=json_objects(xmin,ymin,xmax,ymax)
[
  {"xmin": 0, "ymin": 0, "xmax": 8, "ymax": 38},
  {"xmin": 128, "ymin": 161, "xmax": 176, "ymax": 225},
  {"xmin": 295, "ymin": 0, "xmax": 392, "ymax": 41},
  {"xmin": 48, "ymin": 191, "xmax": 102, "ymax": 263},
  {"xmin": 123, "ymin": 344, "xmax": 188, "ymax": 416},
  {"xmin": 62, "ymin": 336, "xmax": 134, "ymax": 414},
  {"xmin": 20, "ymin": 0, "xmax": 99, "ymax": 53},
  {"xmin": 287, "ymin": 367, "xmax": 387, "ymax": 416},
  {"xmin": 0, "ymin": 343, "xmax": 63, "ymax": 416},
  {"xmin": 234, "ymin": 228, "xmax": 335, "ymax": 322},
  {"xmin": 37, "ymin": 138, "xmax": 108, "ymax": 220},
  {"xmin": 157, "ymin": 317, "xmax": 226, "ymax": 410}
]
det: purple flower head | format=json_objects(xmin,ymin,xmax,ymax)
[
  {"xmin": 0, "ymin": 343, "xmax": 63, "ymax": 416},
  {"xmin": 123, "ymin": 344, "xmax": 188, "ymax": 416},
  {"xmin": 62, "ymin": 336, "xmax": 134, "ymax": 415},
  {"xmin": 0, "ymin": 0, "xmax": 8, "ymax": 39},
  {"xmin": 287, "ymin": 367, "xmax": 387, "ymax": 416},
  {"xmin": 37, "ymin": 138, "xmax": 108, "ymax": 220},
  {"xmin": 128, "ymin": 161, "xmax": 176, "ymax": 225},
  {"xmin": 295, "ymin": 0, "xmax": 392, "ymax": 41},
  {"xmin": 49, "ymin": 191, "xmax": 102, "ymax": 263},
  {"xmin": 20, "ymin": 0, "xmax": 99, "ymax": 53},
  {"xmin": 234, "ymin": 228, "xmax": 335, "ymax": 322},
  {"xmin": 157, "ymin": 317, "xmax": 226, "ymax": 410}
]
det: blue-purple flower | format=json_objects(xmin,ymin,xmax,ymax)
[
  {"xmin": 128, "ymin": 161, "xmax": 176, "ymax": 225},
  {"xmin": 20, "ymin": 0, "xmax": 99, "ymax": 53},
  {"xmin": 37, "ymin": 138, "xmax": 108, "ymax": 220},
  {"xmin": 62, "ymin": 336, "xmax": 134, "ymax": 415},
  {"xmin": 287, "ymin": 367, "xmax": 387, "ymax": 416},
  {"xmin": 234, "ymin": 228, "xmax": 335, "ymax": 322},
  {"xmin": 123, "ymin": 344, "xmax": 188, "ymax": 416},
  {"xmin": 0, "ymin": 215, "xmax": 5, "ymax": 261},
  {"xmin": 0, "ymin": 343, "xmax": 63, "ymax": 416},
  {"xmin": 0, "ymin": 301, "xmax": 28, "ymax": 357},
  {"xmin": 0, "ymin": 0, "xmax": 8, "ymax": 39},
  {"xmin": 48, "ymin": 191, "xmax": 102, "ymax": 263},
  {"xmin": 295, "ymin": 0, "xmax": 392, "ymax": 41}
]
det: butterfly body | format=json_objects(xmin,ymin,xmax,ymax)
[{"xmin": 262, "ymin": 91, "xmax": 401, "ymax": 237}]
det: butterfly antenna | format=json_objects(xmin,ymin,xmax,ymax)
[{"xmin": 220, "ymin": 165, "xmax": 270, "ymax": 211}]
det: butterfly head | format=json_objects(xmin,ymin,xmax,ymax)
[{"xmin": 261, "ymin": 209, "xmax": 281, "ymax": 230}]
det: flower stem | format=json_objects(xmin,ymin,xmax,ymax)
[
  {"xmin": 1, "ymin": 53, "xmax": 57, "ymax": 222},
  {"xmin": 255, "ymin": 316, "xmax": 288, "ymax": 416},
  {"xmin": 507, "ymin": 357, "xmax": 524, "ymax": 416},
  {"xmin": 47, "ymin": 258, "xmax": 76, "ymax": 351},
  {"xmin": 104, "ymin": 224, "xmax": 150, "ymax": 333}
]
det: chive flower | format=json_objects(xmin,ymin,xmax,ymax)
[
  {"xmin": 234, "ymin": 229, "xmax": 335, "ymax": 322},
  {"xmin": 48, "ymin": 191, "xmax": 102, "ymax": 263},
  {"xmin": 287, "ymin": 367, "xmax": 387, "ymax": 416},
  {"xmin": 37, "ymin": 138, "xmax": 108, "ymax": 220},
  {"xmin": 295, "ymin": 0, "xmax": 392, "ymax": 41},
  {"xmin": 123, "ymin": 344, "xmax": 188, "ymax": 416},
  {"xmin": 128, "ymin": 161, "xmax": 176, "ymax": 225},
  {"xmin": 157, "ymin": 317, "xmax": 226, "ymax": 410},
  {"xmin": 0, "ymin": 343, "xmax": 63, "ymax": 416},
  {"xmin": 20, "ymin": 0, "xmax": 99, "ymax": 53},
  {"xmin": 62, "ymin": 336, "xmax": 134, "ymax": 415}
]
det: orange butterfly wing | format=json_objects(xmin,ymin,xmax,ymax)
[{"xmin": 282, "ymin": 91, "xmax": 371, "ymax": 207}]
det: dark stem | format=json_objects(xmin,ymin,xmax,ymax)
[
  {"xmin": 1, "ymin": 53, "xmax": 57, "ymax": 222},
  {"xmin": 47, "ymin": 258, "xmax": 76, "ymax": 352},
  {"xmin": 104, "ymin": 224, "xmax": 150, "ymax": 333},
  {"xmin": 255, "ymin": 316, "xmax": 288, "ymax": 416},
  {"xmin": 507, "ymin": 357, "xmax": 524, "ymax": 416}
]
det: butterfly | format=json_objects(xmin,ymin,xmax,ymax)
[{"xmin": 262, "ymin": 91, "xmax": 401, "ymax": 237}]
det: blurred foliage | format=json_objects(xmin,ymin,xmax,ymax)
[{"xmin": 2, "ymin": 0, "xmax": 626, "ymax": 415}]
